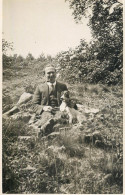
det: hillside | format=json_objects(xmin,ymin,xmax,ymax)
[{"xmin": 2, "ymin": 62, "xmax": 123, "ymax": 194}]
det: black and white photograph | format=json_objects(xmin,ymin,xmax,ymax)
[{"xmin": 2, "ymin": 0, "xmax": 123, "ymax": 194}]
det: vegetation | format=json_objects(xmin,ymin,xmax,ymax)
[
  {"xmin": 66, "ymin": 0, "xmax": 123, "ymax": 67},
  {"xmin": 2, "ymin": 59, "xmax": 123, "ymax": 193},
  {"xmin": 60, "ymin": 0, "xmax": 123, "ymax": 85},
  {"xmin": 2, "ymin": 0, "xmax": 122, "ymax": 193}
]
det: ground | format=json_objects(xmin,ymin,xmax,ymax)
[{"xmin": 2, "ymin": 63, "xmax": 123, "ymax": 194}]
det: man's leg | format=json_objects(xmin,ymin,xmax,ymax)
[{"xmin": 39, "ymin": 111, "xmax": 66, "ymax": 136}]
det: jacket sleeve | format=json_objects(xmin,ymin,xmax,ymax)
[
  {"xmin": 32, "ymin": 86, "xmax": 44, "ymax": 115},
  {"xmin": 33, "ymin": 86, "xmax": 41, "ymax": 104}
]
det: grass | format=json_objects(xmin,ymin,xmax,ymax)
[{"xmin": 2, "ymin": 63, "xmax": 123, "ymax": 194}]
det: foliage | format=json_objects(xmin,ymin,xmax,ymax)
[
  {"xmin": 2, "ymin": 1, "xmax": 123, "ymax": 192},
  {"xmin": 26, "ymin": 53, "xmax": 35, "ymax": 61},
  {"xmin": 2, "ymin": 39, "xmax": 14, "ymax": 67},
  {"xmin": 55, "ymin": 46, "xmax": 122, "ymax": 85},
  {"xmin": 2, "ymin": 118, "xmax": 24, "ymax": 193},
  {"xmin": 2, "ymin": 39, "xmax": 13, "ymax": 55},
  {"xmin": 3, "ymin": 54, "xmax": 13, "ymax": 68},
  {"xmin": 37, "ymin": 53, "xmax": 46, "ymax": 62},
  {"xmin": 63, "ymin": 0, "xmax": 123, "ymax": 84},
  {"xmin": 2, "ymin": 41, "xmax": 54, "ymax": 69},
  {"xmin": 2, "ymin": 68, "xmax": 123, "ymax": 193},
  {"xmin": 15, "ymin": 55, "xmax": 24, "ymax": 64}
]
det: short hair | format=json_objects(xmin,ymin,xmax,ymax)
[{"xmin": 44, "ymin": 65, "xmax": 56, "ymax": 74}]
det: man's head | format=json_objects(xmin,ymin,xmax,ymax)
[{"xmin": 44, "ymin": 65, "xmax": 56, "ymax": 83}]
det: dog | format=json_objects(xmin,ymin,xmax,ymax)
[{"xmin": 60, "ymin": 90, "xmax": 86, "ymax": 124}]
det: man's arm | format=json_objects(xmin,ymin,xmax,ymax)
[
  {"xmin": 32, "ymin": 86, "xmax": 44, "ymax": 115},
  {"xmin": 33, "ymin": 85, "xmax": 53, "ymax": 114}
]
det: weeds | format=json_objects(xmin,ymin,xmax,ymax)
[{"xmin": 2, "ymin": 64, "xmax": 123, "ymax": 193}]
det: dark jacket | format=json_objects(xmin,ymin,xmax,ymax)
[{"xmin": 33, "ymin": 81, "xmax": 68, "ymax": 114}]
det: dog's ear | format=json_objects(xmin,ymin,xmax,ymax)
[{"xmin": 66, "ymin": 90, "xmax": 70, "ymax": 98}]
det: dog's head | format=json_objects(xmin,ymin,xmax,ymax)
[{"xmin": 60, "ymin": 90, "xmax": 70, "ymax": 103}]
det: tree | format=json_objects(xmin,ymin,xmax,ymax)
[
  {"xmin": 16, "ymin": 55, "xmax": 24, "ymax": 64},
  {"xmin": 37, "ymin": 53, "xmax": 46, "ymax": 62},
  {"xmin": 46, "ymin": 55, "xmax": 53, "ymax": 62},
  {"xmin": 66, "ymin": 0, "xmax": 123, "ymax": 70},
  {"xmin": 2, "ymin": 39, "xmax": 13, "ymax": 55},
  {"xmin": 26, "ymin": 53, "xmax": 35, "ymax": 61},
  {"xmin": 2, "ymin": 39, "xmax": 14, "ymax": 67}
]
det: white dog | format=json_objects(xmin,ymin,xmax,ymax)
[{"xmin": 60, "ymin": 91, "xmax": 86, "ymax": 124}]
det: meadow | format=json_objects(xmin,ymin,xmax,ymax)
[{"xmin": 2, "ymin": 61, "xmax": 123, "ymax": 194}]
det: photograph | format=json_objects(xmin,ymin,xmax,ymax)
[{"xmin": 2, "ymin": 0, "xmax": 123, "ymax": 194}]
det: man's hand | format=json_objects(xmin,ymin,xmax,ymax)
[{"xmin": 43, "ymin": 106, "xmax": 53, "ymax": 112}]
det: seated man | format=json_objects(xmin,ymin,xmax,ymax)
[{"xmin": 32, "ymin": 65, "xmax": 68, "ymax": 135}]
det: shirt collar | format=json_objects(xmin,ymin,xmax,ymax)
[{"xmin": 47, "ymin": 81, "xmax": 56, "ymax": 86}]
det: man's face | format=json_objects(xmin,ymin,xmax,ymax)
[{"xmin": 45, "ymin": 70, "xmax": 56, "ymax": 83}]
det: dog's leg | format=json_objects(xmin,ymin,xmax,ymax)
[
  {"xmin": 65, "ymin": 107, "xmax": 73, "ymax": 124},
  {"xmin": 69, "ymin": 114, "xmax": 73, "ymax": 124}
]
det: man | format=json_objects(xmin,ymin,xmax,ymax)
[
  {"xmin": 31, "ymin": 65, "xmax": 68, "ymax": 136},
  {"xmin": 33, "ymin": 65, "xmax": 68, "ymax": 114}
]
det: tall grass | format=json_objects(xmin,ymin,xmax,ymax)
[{"xmin": 2, "ymin": 62, "xmax": 123, "ymax": 193}]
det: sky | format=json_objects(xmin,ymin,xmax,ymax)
[{"xmin": 3, "ymin": 0, "xmax": 92, "ymax": 58}]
